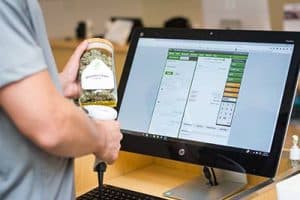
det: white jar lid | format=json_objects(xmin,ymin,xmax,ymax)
[{"xmin": 83, "ymin": 105, "xmax": 117, "ymax": 120}]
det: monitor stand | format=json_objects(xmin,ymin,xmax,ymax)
[{"xmin": 163, "ymin": 168, "xmax": 247, "ymax": 200}]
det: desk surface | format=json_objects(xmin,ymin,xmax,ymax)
[
  {"xmin": 104, "ymin": 164, "xmax": 278, "ymax": 200},
  {"xmin": 104, "ymin": 164, "xmax": 300, "ymax": 200},
  {"xmin": 236, "ymin": 167, "xmax": 300, "ymax": 200},
  {"xmin": 106, "ymin": 164, "xmax": 198, "ymax": 199}
]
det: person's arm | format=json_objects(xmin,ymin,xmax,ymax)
[{"xmin": 0, "ymin": 70, "xmax": 122, "ymax": 164}]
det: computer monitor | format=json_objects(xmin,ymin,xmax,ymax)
[{"xmin": 117, "ymin": 28, "xmax": 300, "ymax": 198}]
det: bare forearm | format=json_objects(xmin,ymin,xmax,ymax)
[
  {"xmin": 42, "ymin": 98, "xmax": 103, "ymax": 157},
  {"xmin": 0, "ymin": 70, "xmax": 105, "ymax": 158}
]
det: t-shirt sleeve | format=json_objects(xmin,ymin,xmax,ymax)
[{"xmin": 0, "ymin": 0, "xmax": 47, "ymax": 88}]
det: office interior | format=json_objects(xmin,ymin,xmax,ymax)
[{"xmin": 40, "ymin": 0, "xmax": 300, "ymax": 199}]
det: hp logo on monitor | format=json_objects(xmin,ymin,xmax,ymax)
[{"xmin": 178, "ymin": 148, "xmax": 185, "ymax": 156}]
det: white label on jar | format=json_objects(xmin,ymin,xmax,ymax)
[{"xmin": 81, "ymin": 59, "xmax": 114, "ymax": 90}]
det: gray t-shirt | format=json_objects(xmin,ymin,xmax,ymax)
[{"xmin": 0, "ymin": 0, "xmax": 74, "ymax": 199}]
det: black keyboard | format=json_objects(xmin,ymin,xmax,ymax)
[{"xmin": 77, "ymin": 184, "xmax": 166, "ymax": 200}]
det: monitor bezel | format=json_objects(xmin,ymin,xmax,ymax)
[{"xmin": 117, "ymin": 28, "xmax": 300, "ymax": 178}]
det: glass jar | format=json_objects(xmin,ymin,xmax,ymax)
[{"xmin": 78, "ymin": 38, "xmax": 117, "ymax": 107}]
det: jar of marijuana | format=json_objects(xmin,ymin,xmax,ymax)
[{"xmin": 78, "ymin": 38, "xmax": 117, "ymax": 108}]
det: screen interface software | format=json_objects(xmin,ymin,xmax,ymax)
[{"xmin": 118, "ymin": 38, "xmax": 294, "ymax": 156}]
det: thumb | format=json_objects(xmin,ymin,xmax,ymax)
[
  {"xmin": 63, "ymin": 40, "xmax": 88, "ymax": 77},
  {"xmin": 70, "ymin": 40, "xmax": 88, "ymax": 61},
  {"xmin": 68, "ymin": 40, "xmax": 89, "ymax": 67}
]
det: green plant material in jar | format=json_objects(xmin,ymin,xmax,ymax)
[{"xmin": 78, "ymin": 38, "xmax": 117, "ymax": 107}]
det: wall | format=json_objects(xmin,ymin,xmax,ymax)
[
  {"xmin": 273, "ymin": 0, "xmax": 300, "ymax": 30},
  {"xmin": 141, "ymin": 0, "xmax": 202, "ymax": 28},
  {"xmin": 39, "ymin": 0, "xmax": 143, "ymax": 38},
  {"xmin": 40, "ymin": 0, "xmax": 300, "ymax": 39},
  {"xmin": 39, "ymin": 0, "xmax": 202, "ymax": 39}
]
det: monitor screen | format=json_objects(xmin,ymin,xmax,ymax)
[{"xmin": 117, "ymin": 28, "xmax": 300, "ymax": 178}]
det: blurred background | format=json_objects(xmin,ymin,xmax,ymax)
[
  {"xmin": 40, "ymin": 0, "xmax": 300, "ymax": 119},
  {"xmin": 39, "ymin": 0, "xmax": 300, "ymax": 39}
]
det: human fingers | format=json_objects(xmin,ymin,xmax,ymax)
[
  {"xmin": 94, "ymin": 120, "xmax": 122, "ymax": 163},
  {"xmin": 69, "ymin": 40, "xmax": 89, "ymax": 65},
  {"xmin": 63, "ymin": 40, "xmax": 88, "ymax": 77}
]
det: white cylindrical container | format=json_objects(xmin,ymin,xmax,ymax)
[{"xmin": 290, "ymin": 135, "xmax": 300, "ymax": 168}]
